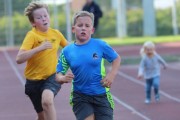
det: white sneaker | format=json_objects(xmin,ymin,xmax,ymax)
[{"xmin": 145, "ymin": 99, "xmax": 151, "ymax": 104}]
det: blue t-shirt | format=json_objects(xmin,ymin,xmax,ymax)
[{"xmin": 56, "ymin": 38, "xmax": 118, "ymax": 95}]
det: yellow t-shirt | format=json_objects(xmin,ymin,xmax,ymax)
[{"xmin": 20, "ymin": 28, "xmax": 68, "ymax": 80}]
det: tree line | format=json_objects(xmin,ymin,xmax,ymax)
[{"xmin": 0, "ymin": 0, "xmax": 179, "ymax": 45}]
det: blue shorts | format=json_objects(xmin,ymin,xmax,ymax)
[
  {"xmin": 71, "ymin": 91, "xmax": 114, "ymax": 120},
  {"xmin": 25, "ymin": 73, "xmax": 61, "ymax": 113}
]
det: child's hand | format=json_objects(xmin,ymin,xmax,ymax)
[
  {"xmin": 100, "ymin": 73, "xmax": 114, "ymax": 88},
  {"xmin": 163, "ymin": 65, "xmax": 168, "ymax": 70},
  {"xmin": 56, "ymin": 72, "xmax": 74, "ymax": 84},
  {"xmin": 39, "ymin": 40, "xmax": 52, "ymax": 51}
]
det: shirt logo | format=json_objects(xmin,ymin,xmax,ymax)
[
  {"xmin": 51, "ymin": 39, "xmax": 56, "ymax": 43},
  {"xmin": 38, "ymin": 40, "xmax": 43, "ymax": 44},
  {"xmin": 93, "ymin": 53, "xmax": 98, "ymax": 59}
]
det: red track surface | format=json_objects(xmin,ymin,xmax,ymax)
[{"xmin": 0, "ymin": 42, "xmax": 180, "ymax": 120}]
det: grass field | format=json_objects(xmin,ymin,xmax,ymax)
[
  {"xmin": 119, "ymin": 55, "xmax": 180, "ymax": 65},
  {"xmin": 103, "ymin": 35, "xmax": 180, "ymax": 46},
  {"xmin": 102, "ymin": 35, "xmax": 180, "ymax": 65}
]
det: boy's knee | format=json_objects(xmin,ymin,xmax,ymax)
[
  {"xmin": 41, "ymin": 90, "xmax": 54, "ymax": 109},
  {"xmin": 42, "ymin": 98, "xmax": 53, "ymax": 107},
  {"xmin": 42, "ymin": 98, "xmax": 54, "ymax": 111}
]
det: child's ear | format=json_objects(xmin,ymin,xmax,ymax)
[
  {"xmin": 91, "ymin": 27, "xmax": 95, "ymax": 34},
  {"xmin": 72, "ymin": 26, "xmax": 75, "ymax": 33},
  {"xmin": 30, "ymin": 22, "xmax": 35, "ymax": 27}
]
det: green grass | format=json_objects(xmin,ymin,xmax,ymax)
[
  {"xmin": 120, "ymin": 55, "xmax": 180, "ymax": 65},
  {"xmin": 102, "ymin": 35, "xmax": 180, "ymax": 65},
  {"xmin": 103, "ymin": 35, "xmax": 180, "ymax": 46}
]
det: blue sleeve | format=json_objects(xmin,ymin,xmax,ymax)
[
  {"xmin": 156, "ymin": 53, "xmax": 167, "ymax": 67},
  {"xmin": 56, "ymin": 50, "xmax": 69, "ymax": 74},
  {"xmin": 102, "ymin": 41, "xmax": 118, "ymax": 63}
]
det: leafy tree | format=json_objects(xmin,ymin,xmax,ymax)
[
  {"xmin": 12, "ymin": 0, "xmax": 31, "ymax": 14},
  {"xmin": 126, "ymin": 0, "xmax": 142, "ymax": 8},
  {"xmin": 156, "ymin": 8, "xmax": 173, "ymax": 35},
  {"xmin": 127, "ymin": 9, "xmax": 143, "ymax": 36}
]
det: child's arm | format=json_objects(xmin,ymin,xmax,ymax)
[
  {"xmin": 101, "ymin": 55, "xmax": 120, "ymax": 88},
  {"xmin": 138, "ymin": 58, "xmax": 145, "ymax": 79},
  {"xmin": 56, "ymin": 72, "xmax": 74, "ymax": 84},
  {"xmin": 16, "ymin": 41, "xmax": 52, "ymax": 64},
  {"xmin": 56, "ymin": 50, "xmax": 73, "ymax": 84},
  {"xmin": 157, "ymin": 54, "xmax": 168, "ymax": 69}
]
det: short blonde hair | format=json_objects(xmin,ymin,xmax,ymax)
[
  {"xmin": 140, "ymin": 41, "xmax": 155, "ymax": 56},
  {"xmin": 72, "ymin": 11, "xmax": 94, "ymax": 26},
  {"xmin": 24, "ymin": 1, "xmax": 48, "ymax": 23}
]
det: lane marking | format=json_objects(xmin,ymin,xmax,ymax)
[
  {"xmin": 2, "ymin": 50, "xmax": 25, "ymax": 85},
  {"xmin": 113, "ymin": 95, "xmax": 151, "ymax": 120},
  {"xmin": 118, "ymin": 71, "xmax": 180, "ymax": 103},
  {"xmin": 107, "ymin": 70, "xmax": 151, "ymax": 119}
]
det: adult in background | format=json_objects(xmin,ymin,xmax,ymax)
[{"xmin": 82, "ymin": 0, "xmax": 103, "ymax": 31}]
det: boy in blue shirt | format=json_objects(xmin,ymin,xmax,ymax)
[{"xmin": 56, "ymin": 11, "xmax": 120, "ymax": 120}]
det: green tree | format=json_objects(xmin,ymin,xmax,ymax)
[{"xmin": 156, "ymin": 8, "xmax": 173, "ymax": 35}]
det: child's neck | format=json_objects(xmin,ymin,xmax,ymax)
[
  {"xmin": 34, "ymin": 27, "xmax": 48, "ymax": 33},
  {"xmin": 75, "ymin": 38, "xmax": 91, "ymax": 45},
  {"xmin": 147, "ymin": 54, "xmax": 154, "ymax": 58}
]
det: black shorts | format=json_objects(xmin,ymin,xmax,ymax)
[
  {"xmin": 25, "ymin": 73, "xmax": 61, "ymax": 113},
  {"xmin": 71, "ymin": 91, "xmax": 114, "ymax": 120}
]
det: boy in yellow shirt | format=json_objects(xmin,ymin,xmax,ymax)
[{"xmin": 16, "ymin": 1, "xmax": 68, "ymax": 120}]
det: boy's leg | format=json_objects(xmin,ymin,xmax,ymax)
[
  {"xmin": 153, "ymin": 76, "xmax": 160, "ymax": 101},
  {"xmin": 72, "ymin": 92, "xmax": 94, "ymax": 120},
  {"xmin": 25, "ymin": 80, "xmax": 44, "ymax": 120},
  {"xmin": 145, "ymin": 79, "xmax": 153, "ymax": 103},
  {"xmin": 37, "ymin": 112, "xmax": 44, "ymax": 120},
  {"xmin": 93, "ymin": 92, "xmax": 114, "ymax": 120},
  {"xmin": 42, "ymin": 89, "xmax": 56, "ymax": 120},
  {"xmin": 42, "ymin": 73, "xmax": 61, "ymax": 120},
  {"xmin": 85, "ymin": 114, "xmax": 94, "ymax": 120}
]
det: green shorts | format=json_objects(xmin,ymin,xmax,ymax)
[{"xmin": 71, "ymin": 91, "xmax": 114, "ymax": 120}]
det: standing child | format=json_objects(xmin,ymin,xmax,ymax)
[
  {"xmin": 56, "ymin": 11, "xmax": 120, "ymax": 120},
  {"xmin": 138, "ymin": 41, "xmax": 167, "ymax": 104},
  {"xmin": 16, "ymin": 1, "xmax": 68, "ymax": 120}
]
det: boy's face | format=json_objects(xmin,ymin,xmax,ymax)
[
  {"xmin": 31, "ymin": 8, "xmax": 50, "ymax": 32},
  {"xmin": 72, "ymin": 16, "xmax": 94, "ymax": 43}
]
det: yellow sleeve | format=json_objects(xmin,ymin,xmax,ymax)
[
  {"xmin": 20, "ymin": 32, "xmax": 35, "ymax": 50},
  {"xmin": 56, "ymin": 30, "xmax": 68, "ymax": 48}
]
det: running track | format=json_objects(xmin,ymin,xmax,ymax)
[{"xmin": 0, "ymin": 42, "xmax": 180, "ymax": 120}]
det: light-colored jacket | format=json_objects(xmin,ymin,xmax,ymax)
[{"xmin": 138, "ymin": 53, "xmax": 167, "ymax": 79}]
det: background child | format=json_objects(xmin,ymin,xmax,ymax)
[
  {"xmin": 138, "ymin": 41, "xmax": 167, "ymax": 104},
  {"xmin": 56, "ymin": 11, "xmax": 120, "ymax": 120},
  {"xmin": 16, "ymin": 1, "xmax": 68, "ymax": 120}
]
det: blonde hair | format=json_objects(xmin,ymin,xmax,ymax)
[
  {"xmin": 24, "ymin": 1, "xmax": 48, "ymax": 23},
  {"xmin": 72, "ymin": 11, "xmax": 94, "ymax": 26},
  {"xmin": 140, "ymin": 41, "xmax": 155, "ymax": 56}
]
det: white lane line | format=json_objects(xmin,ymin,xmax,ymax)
[
  {"xmin": 107, "ymin": 68, "xmax": 151, "ymax": 119},
  {"xmin": 2, "ymin": 50, "xmax": 25, "ymax": 85},
  {"xmin": 112, "ymin": 95, "xmax": 151, "ymax": 120},
  {"xmin": 118, "ymin": 71, "xmax": 180, "ymax": 103}
]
